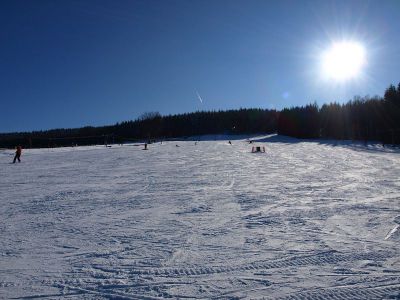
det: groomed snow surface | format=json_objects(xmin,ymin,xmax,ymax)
[{"xmin": 1, "ymin": 135, "xmax": 399, "ymax": 299}]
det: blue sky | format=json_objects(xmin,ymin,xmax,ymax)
[{"xmin": 1, "ymin": 0, "xmax": 399, "ymax": 132}]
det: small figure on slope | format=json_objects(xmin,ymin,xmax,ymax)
[{"xmin": 13, "ymin": 146, "xmax": 22, "ymax": 163}]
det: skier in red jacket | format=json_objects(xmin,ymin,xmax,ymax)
[{"xmin": 13, "ymin": 146, "xmax": 22, "ymax": 163}]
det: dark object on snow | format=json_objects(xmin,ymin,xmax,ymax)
[
  {"xmin": 143, "ymin": 143, "xmax": 148, "ymax": 150},
  {"xmin": 13, "ymin": 146, "xmax": 22, "ymax": 163},
  {"xmin": 228, "ymin": 141, "xmax": 232, "ymax": 145},
  {"xmin": 252, "ymin": 146, "xmax": 265, "ymax": 153}
]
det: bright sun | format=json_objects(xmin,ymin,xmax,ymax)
[{"xmin": 321, "ymin": 41, "xmax": 366, "ymax": 81}]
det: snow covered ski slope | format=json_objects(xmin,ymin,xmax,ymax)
[{"xmin": 1, "ymin": 135, "xmax": 399, "ymax": 299}]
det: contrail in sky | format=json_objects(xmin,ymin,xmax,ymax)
[{"xmin": 196, "ymin": 90, "xmax": 203, "ymax": 103}]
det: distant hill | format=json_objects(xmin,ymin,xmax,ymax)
[
  {"xmin": 0, "ymin": 108, "xmax": 278, "ymax": 148},
  {"xmin": 1, "ymin": 83, "xmax": 399, "ymax": 148}
]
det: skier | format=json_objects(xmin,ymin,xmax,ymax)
[{"xmin": 13, "ymin": 146, "xmax": 22, "ymax": 163}]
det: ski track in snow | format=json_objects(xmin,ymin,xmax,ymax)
[{"xmin": 1, "ymin": 135, "xmax": 399, "ymax": 299}]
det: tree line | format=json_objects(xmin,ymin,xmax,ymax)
[
  {"xmin": 0, "ymin": 109, "xmax": 278, "ymax": 148},
  {"xmin": 1, "ymin": 83, "xmax": 399, "ymax": 148},
  {"xmin": 278, "ymin": 83, "xmax": 400, "ymax": 145}
]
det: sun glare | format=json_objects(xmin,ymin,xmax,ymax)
[{"xmin": 321, "ymin": 41, "xmax": 366, "ymax": 81}]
